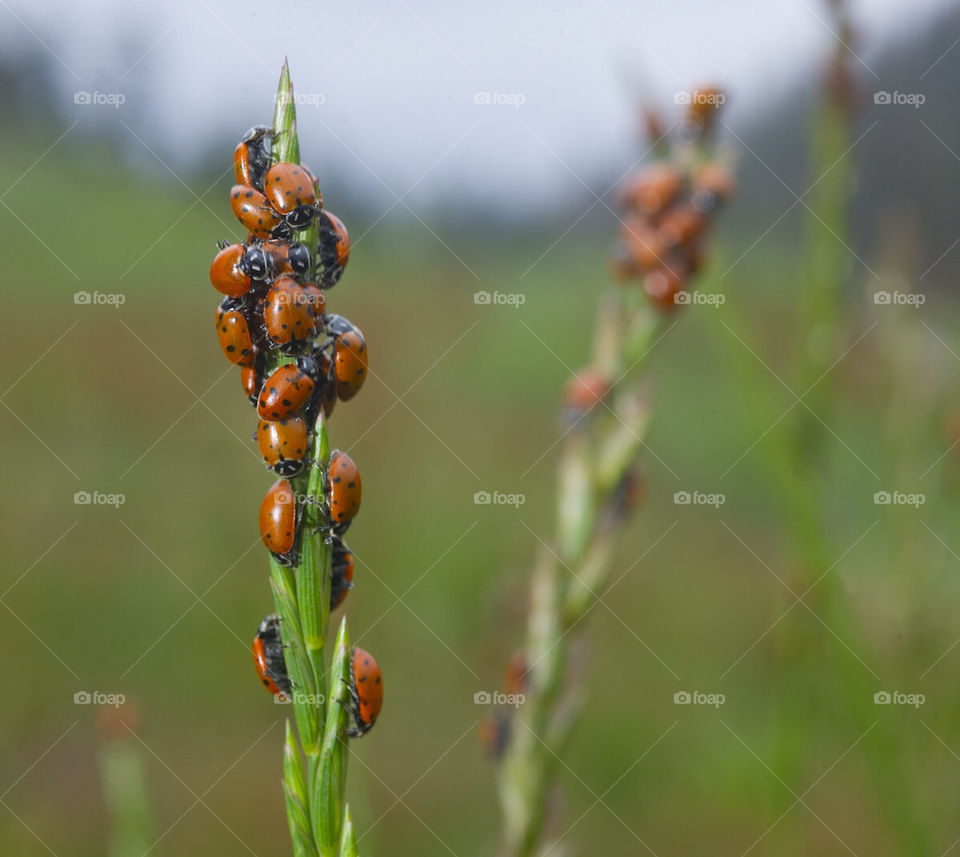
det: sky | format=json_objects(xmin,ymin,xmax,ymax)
[{"xmin": 1, "ymin": 0, "xmax": 955, "ymax": 209}]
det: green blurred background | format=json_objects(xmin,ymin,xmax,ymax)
[{"xmin": 4, "ymin": 2, "xmax": 960, "ymax": 855}]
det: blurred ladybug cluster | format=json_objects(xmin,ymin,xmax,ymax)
[
  {"xmin": 611, "ymin": 87, "xmax": 735, "ymax": 309},
  {"xmin": 209, "ymin": 125, "xmax": 381, "ymax": 735}
]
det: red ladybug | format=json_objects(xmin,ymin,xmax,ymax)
[
  {"xmin": 330, "ymin": 535, "xmax": 355, "ymax": 610},
  {"xmin": 264, "ymin": 277, "xmax": 325, "ymax": 350},
  {"xmin": 234, "ymin": 126, "xmax": 272, "ymax": 190},
  {"xmin": 478, "ymin": 710, "xmax": 511, "ymax": 758},
  {"xmin": 230, "ymin": 185, "xmax": 283, "ymax": 238},
  {"xmin": 346, "ymin": 647, "xmax": 382, "ymax": 737},
  {"xmin": 257, "ymin": 358, "xmax": 319, "ymax": 421},
  {"xmin": 327, "ymin": 449, "xmax": 361, "ymax": 532},
  {"xmin": 252, "ymin": 613, "xmax": 292, "ymax": 698},
  {"xmin": 259, "ymin": 240, "xmax": 312, "ymax": 280},
  {"xmin": 332, "ymin": 323, "xmax": 367, "ymax": 401},
  {"xmin": 263, "ymin": 163, "xmax": 319, "ymax": 229},
  {"xmin": 241, "ymin": 364, "xmax": 263, "ymax": 405},
  {"xmin": 259, "ymin": 478, "xmax": 298, "ymax": 561},
  {"xmin": 316, "ymin": 211, "xmax": 349, "ymax": 288},
  {"xmin": 215, "ymin": 299, "xmax": 255, "ymax": 366},
  {"xmin": 258, "ymin": 416, "xmax": 309, "ymax": 477},
  {"xmin": 618, "ymin": 163, "xmax": 684, "ymax": 217},
  {"xmin": 210, "ymin": 243, "xmax": 253, "ymax": 297},
  {"xmin": 563, "ymin": 368, "xmax": 609, "ymax": 423}
]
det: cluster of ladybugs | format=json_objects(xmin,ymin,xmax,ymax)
[
  {"xmin": 610, "ymin": 89, "xmax": 735, "ymax": 309},
  {"xmin": 209, "ymin": 125, "xmax": 381, "ymax": 736}
]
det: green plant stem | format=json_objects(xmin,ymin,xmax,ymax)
[
  {"xmin": 497, "ymin": 291, "xmax": 662, "ymax": 857},
  {"xmin": 263, "ymin": 60, "xmax": 356, "ymax": 857}
]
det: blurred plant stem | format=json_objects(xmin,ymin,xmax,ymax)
[
  {"xmin": 99, "ymin": 725, "xmax": 153, "ymax": 857},
  {"xmin": 744, "ymin": 12, "xmax": 934, "ymax": 851},
  {"xmin": 497, "ymin": 285, "xmax": 660, "ymax": 857},
  {"xmin": 265, "ymin": 61, "xmax": 354, "ymax": 857}
]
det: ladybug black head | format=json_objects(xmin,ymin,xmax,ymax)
[{"xmin": 288, "ymin": 243, "xmax": 311, "ymax": 277}]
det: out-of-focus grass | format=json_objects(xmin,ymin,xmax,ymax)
[{"xmin": 2, "ymin": 134, "xmax": 960, "ymax": 856}]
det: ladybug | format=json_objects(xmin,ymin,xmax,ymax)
[
  {"xmin": 260, "ymin": 240, "xmax": 312, "ymax": 280},
  {"xmin": 215, "ymin": 298, "xmax": 255, "ymax": 367},
  {"xmin": 478, "ymin": 710, "xmax": 511, "ymax": 758},
  {"xmin": 563, "ymin": 368, "xmax": 609, "ymax": 423},
  {"xmin": 301, "ymin": 349, "xmax": 337, "ymax": 425},
  {"xmin": 264, "ymin": 277, "xmax": 325, "ymax": 350},
  {"xmin": 330, "ymin": 535, "xmax": 355, "ymax": 610},
  {"xmin": 258, "ymin": 416, "xmax": 309, "ymax": 477},
  {"xmin": 644, "ymin": 263, "xmax": 688, "ymax": 311},
  {"xmin": 234, "ymin": 126, "xmax": 273, "ymax": 190},
  {"xmin": 332, "ymin": 321, "xmax": 367, "ymax": 401},
  {"xmin": 252, "ymin": 613, "xmax": 292, "ymax": 698},
  {"xmin": 259, "ymin": 478, "xmax": 298, "ymax": 562},
  {"xmin": 503, "ymin": 651, "xmax": 529, "ymax": 697},
  {"xmin": 656, "ymin": 204, "xmax": 707, "ymax": 249},
  {"xmin": 210, "ymin": 243, "xmax": 253, "ymax": 297},
  {"xmin": 316, "ymin": 211, "xmax": 350, "ymax": 288},
  {"xmin": 230, "ymin": 185, "xmax": 284, "ymax": 238},
  {"xmin": 346, "ymin": 647, "xmax": 382, "ymax": 737},
  {"xmin": 619, "ymin": 214, "xmax": 667, "ymax": 274},
  {"xmin": 692, "ymin": 162, "xmax": 735, "ymax": 209},
  {"xmin": 263, "ymin": 163, "xmax": 319, "ymax": 229},
  {"xmin": 241, "ymin": 364, "xmax": 263, "ymax": 405},
  {"xmin": 257, "ymin": 357, "xmax": 319, "ymax": 421},
  {"xmin": 327, "ymin": 449, "xmax": 361, "ymax": 533},
  {"xmin": 618, "ymin": 163, "xmax": 684, "ymax": 218}
]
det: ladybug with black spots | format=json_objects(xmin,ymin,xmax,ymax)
[
  {"xmin": 257, "ymin": 357, "xmax": 321, "ymax": 421},
  {"xmin": 263, "ymin": 162, "xmax": 320, "ymax": 229},
  {"xmin": 259, "ymin": 478, "xmax": 299, "ymax": 565},
  {"xmin": 330, "ymin": 535, "xmax": 355, "ymax": 610},
  {"xmin": 231, "ymin": 185, "xmax": 285, "ymax": 239},
  {"xmin": 257, "ymin": 415, "xmax": 309, "ymax": 477},
  {"xmin": 327, "ymin": 449, "xmax": 361, "ymax": 534},
  {"xmin": 316, "ymin": 211, "xmax": 350, "ymax": 288},
  {"xmin": 215, "ymin": 298, "xmax": 255, "ymax": 367},
  {"xmin": 345, "ymin": 647, "xmax": 382, "ymax": 737},
  {"xmin": 252, "ymin": 613, "xmax": 292, "ymax": 698},
  {"xmin": 234, "ymin": 126, "xmax": 273, "ymax": 191}
]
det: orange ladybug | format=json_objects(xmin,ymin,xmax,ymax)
[{"xmin": 346, "ymin": 647, "xmax": 382, "ymax": 736}]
